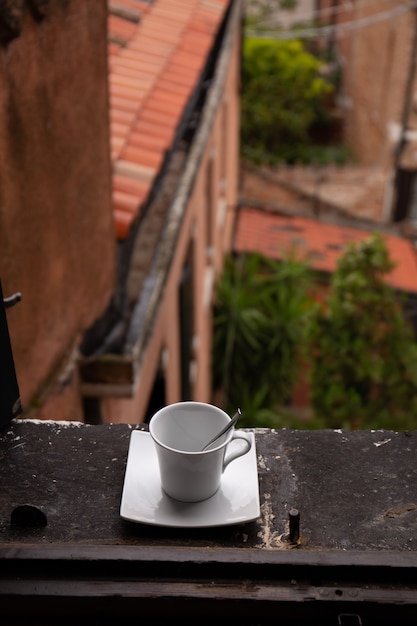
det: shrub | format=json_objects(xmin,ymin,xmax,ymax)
[
  {"xmin": 306, "ymin": 233, "xmax": 417, "ymax": 429},
  {"xmin": 241, "ymin": 37, "xmax": 334, "ymax": 164}
]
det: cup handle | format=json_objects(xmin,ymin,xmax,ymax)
[{"xmin": 222, "ymin": 431, "xmax": 252, "ymax": 471}]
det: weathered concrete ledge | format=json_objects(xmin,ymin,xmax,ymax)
[
  {"xmin": 1, "ymin": 420, "xmax": 416, "ymax": 550},
  {"xmin": 1, "ymin": 420, "xmax": 417, "ymax": 623}
]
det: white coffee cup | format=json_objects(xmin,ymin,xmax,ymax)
[{"xmin": 149, "ymin": 401, "xmax": 252, "ymax": 502}]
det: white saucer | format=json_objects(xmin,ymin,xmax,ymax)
[{"xmin": 120, "ymin": 430, "xmax": 260, "ymax": 528}]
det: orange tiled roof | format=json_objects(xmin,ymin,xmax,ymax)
[
  {"xmin": 108, "ymin": 0, "xmax": 230, "ymax": 240},
  {"xmin": 234, "ymin": 207, "xmax": 417, "ymax": 294}
]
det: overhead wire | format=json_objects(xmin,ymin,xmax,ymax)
[
  {"xmin": 250, "ymin": 0, "xmax": 396, "ymax": 29},
  {"xmin": 247, "ymin": 0, "xmax": 417, "ymax": 40}
]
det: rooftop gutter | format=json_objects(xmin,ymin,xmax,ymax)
[{"xmin": 79, "ymin": 0, "xmax": 242, "ymax": 398}]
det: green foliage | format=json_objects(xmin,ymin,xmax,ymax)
[
  {"xmin": 306, "ymin": 233, "xmax": 417, "ymax": 429},
  {"xmin": 212, "ymin": 235, "xmax": 417, "ymax": 430},
  {"xmin": 241, "ymin": 36, "xmax": 335, "ymax": 164},
  {"xmin": 242, "ymin": 143, "xmax": 355, "ymax": 167},
  {"xmin": 212, "ymin": 252, "xmax": 312, "ymax": 427}
]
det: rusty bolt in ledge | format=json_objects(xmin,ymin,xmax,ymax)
[{"xmin": 287, "ymin": 508, "xmax": 300, "ymax": 544}]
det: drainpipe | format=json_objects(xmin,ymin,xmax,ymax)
[
  {"xmin": 391, "ymin": 5, "xmax": 417, "ymax": 221},
  {"xmin": 395, "ymin": 6, "xmax": 417, "ymax": 168}
]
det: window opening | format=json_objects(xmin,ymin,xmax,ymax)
[{"xmin": 179, "ymin": 244, "xmax": 194, "ymax": 400}]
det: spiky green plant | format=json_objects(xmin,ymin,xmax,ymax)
[{"xmin": 212, "ymin": 252, "xmax": 312, "ymax": 426}]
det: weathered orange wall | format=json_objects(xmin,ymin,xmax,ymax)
[{"xmin": 0, "ymin": 1, "xmax": 115, "ymax": 419}]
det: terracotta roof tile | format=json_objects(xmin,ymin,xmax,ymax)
[
  {"xmin": 114, "ymin": 209, "xmax": 135, "ymax": 240},
  {"xmin": 114, "ymin": 51, "xmax": 164, "ymax": 72},
  {"xmin": 114, "ymin": 159, "xmax": 156, "ymax": 185},
  {"xmin": 139, "ymin": 107, "xmax": 178, "ymax": 130},
  {"xmin": 128, "ymin": 37, "xmax": 174, "ymax": 56},
  {"xmin": 157, "ymin": 75, "xmax": 194, "ymax": 97},
  {"xmin": 180, "ymin": 32, "xmax": 213, "ymax": 55},
  {"xmin": 110, "ymin": 95, "xmax": 141, "ymax": 114},
  {"xmin": 113, "ymin": 173, "xmax": 149, "ymax": 197},
  {"xmin": 129, "ymin": 130, "xmax": 170, "ymax": 153},
  {"xmin": 111, "ymin": 125, "xmax": 129, "ymax": 142},
  {"xmin": 108, "ymin": 42, "xmax": 120, "ymax": 56},
  {"xmin": 166, "ymin": 59, "xmax": 204, "ymax": 81},
  {"xmin": 111, "ymin": 137, "xmax": 125, "ymax": 160},
  {"xmin": 171, "ymin": 49, "xmax": 207, "ymax": 69},
  {"xmin": 148, "ymin": 96, "xmax": 185, "ymax": 118},
  {"xmin": 151, "ymin": 87, "xmax": 188, "ymax": 108},
  {"xmin": 132, "ymin": 119, "xmax": 175, "ymax": 144},
  {"xmin": 112, "ymin": 85, "xmax": 151, "ymax": 103},
  {"xmin": 108, "ymin": 0, "xmax": 230, "ymax": 240},
  {"xmin": 110, "ymin": 108, "xmax": 136, "ymax": 125},
  {"xmin": 235, "ymin": 207, "xmax": 417, "ymax": 294},
  {"xmin": 139, "ymin": 24, "xmax": 185, "ymax": 46},
  {"xmin": 113, "ymin": 189, "xmax": 141, "ymax": 214},
  {"xmin": 108, "ymin": 15, "xmax": 138, "ymax": 41},
  {"xmin": 121, "ymin": 145, "xmax": 163, "ymax": 170},
  {"xmin": 110, "ymin": 73, "xmax": 151, "ymax": 91}
]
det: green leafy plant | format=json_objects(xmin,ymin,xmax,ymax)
[
  {"xmin": 213, "ymin": 235, "xmax": 417, "ymax": 430},
  {"xmin": 241, "ymin": 36, "xmax": 335, "ymax": 164},
  {"xmin": 212, "ymin": 252, "xmax": 312, "ymax": 427},
  {"xmin": 306, "ymin": 233, "xmax": 417, "ymax": 429}
]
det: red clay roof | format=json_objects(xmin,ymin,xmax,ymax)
[
  {"xmin": 108, "ymin": 0, "xmax": 229, "ymax": 240},
  {"xmin": 234, "ymin": 207, "xmax": 417, "ymax": 294}
]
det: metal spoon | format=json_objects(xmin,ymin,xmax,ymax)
[{"xmin": 201, "ymin": 408, "xmax": 241, "ymax": 451}]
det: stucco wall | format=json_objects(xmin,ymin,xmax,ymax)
[{"xmin": 0, "ymin": 1, "xmax": 115, "ymax": 418}]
